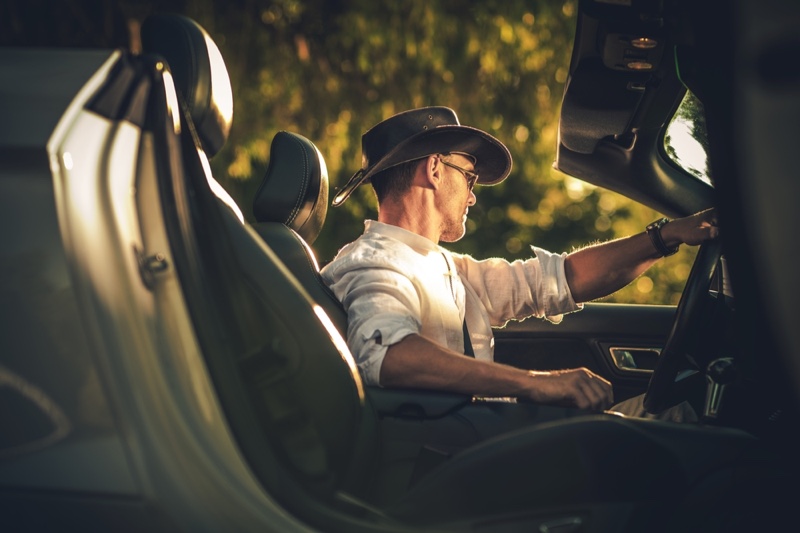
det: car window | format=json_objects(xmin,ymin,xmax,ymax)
[{"xmin": 664, "ymin": 91, "xmax": 712, "ymax": 185}]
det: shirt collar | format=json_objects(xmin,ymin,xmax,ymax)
[{"xmin": 364, "ymin": 220, "xmax": 441, "ymax": 253}]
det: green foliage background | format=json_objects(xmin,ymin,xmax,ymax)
[{"xmin": 2, "ymin": 0, "xmax": 697, "ymax": 304}]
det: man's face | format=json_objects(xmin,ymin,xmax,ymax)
[{"xmin": 438, "ymin": 153, "xmax": 477, "ymax": 243}]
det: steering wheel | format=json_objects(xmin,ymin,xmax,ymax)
[{"xmin": 643, "ymin": 240, "xmax": 723, "ymax": 414}]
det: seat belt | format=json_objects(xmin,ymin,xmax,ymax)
[
  {"xmin": 462, "ymin": 319, "xmax": 475, "ymax": 357},
  {"xmin": 442, "ymin": 251, "xmax": 475, "ymax": 358}
]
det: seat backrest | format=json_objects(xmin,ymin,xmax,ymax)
[
  {"xmin": 251, "ymin": 131, "xmax": 348, "ymax": 335},
  {"xmin": 139, "ymin": 15, "xmax": 376, "ymax": 517}
]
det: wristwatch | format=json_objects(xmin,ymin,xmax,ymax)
[{"xmin": 646, "ymin": 217, "xmax": 679, "ymax": 257}]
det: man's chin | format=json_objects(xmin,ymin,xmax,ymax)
[{"xmin": 440, "ymin": 227, "xmax": 467, "ymax": 243}]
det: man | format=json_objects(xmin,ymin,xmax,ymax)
[{"xmin": 322, "ymin": 106, "xmax": 718, "ymax": 414}]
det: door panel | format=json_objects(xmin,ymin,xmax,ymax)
[{"xmin": 493, "ymin": 303, "xmax": 676, "ymax": 402}]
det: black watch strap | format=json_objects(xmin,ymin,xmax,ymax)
[{"xmin": 646, "ymin": 217, "xmax": 679, "ymax": 257}]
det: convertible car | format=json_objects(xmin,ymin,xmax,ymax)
[{"xmin": 2, "ymin": 1, "xmax": 798, "ymax": 531}]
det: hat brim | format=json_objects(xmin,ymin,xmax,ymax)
[{"xmin": 332, "ymin": 125, "xmax": 511, "ymax": 206}]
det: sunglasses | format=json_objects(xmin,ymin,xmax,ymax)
[{"xmin": 438, "ymin": 155, "xmax": 479, "ymax": 191}]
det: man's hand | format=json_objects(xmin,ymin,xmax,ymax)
[
  {"xmin": 525, "ymin": 368, "xmax": 614, "ymax": 411},
  {"xmin": 662, "ymin": 207, "xmax": 720, "ymax": 248}
]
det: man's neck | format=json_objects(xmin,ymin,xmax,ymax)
[{"xmin": 377, "ymin": 196, "xmax": 441, "ymax": 244}]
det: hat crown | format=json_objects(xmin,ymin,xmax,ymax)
[{"xmin": 362, "ymin": 107, "xmax": 459, "ymax": 169}]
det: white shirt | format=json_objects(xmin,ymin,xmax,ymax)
[{"xmin": 320, "ymin": 220, "xmax": 582, "ymax": 385}]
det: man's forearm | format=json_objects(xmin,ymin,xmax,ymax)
[
  {"xmin": 564, "ymin": 208, "xmax": 720, "ymax": 303},
  {"xmin": 379, "ymin": 334, "xmax": 533, "ymax": 396},
  {"xmin": 564, "ymin": 232, "xmax": 661, "ymax": 303},
  {"xmin": 379, "ymin": 334, "xmax": 614, "ymax": 410}
]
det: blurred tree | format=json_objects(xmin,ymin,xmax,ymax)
[{"xmin": 0, "ymin": 0, "xmax": 694, "ymax": 304}]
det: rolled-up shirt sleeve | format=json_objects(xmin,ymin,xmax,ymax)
[
  {"xmin": 324, "ymin": 266, "xmax": 422, "ymax": 386},
  {"xmin": 453, "ymin": 245, "xmax": 582, "ymax": 326}
]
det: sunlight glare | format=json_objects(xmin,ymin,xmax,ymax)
[
  {"xmin": 161, "ymin": 69, "xmax": 181, "ymax": 135},
  {"xmin": 666, "ymin": 119, "xmax": 710, "ymax": 184},
  {"xmin": 205, "ymin": 33, "xmax": 234, "ymax": 126},
  {"xmin": 313, "ymin": 305, "xmax": 365, "ymax": 400}
]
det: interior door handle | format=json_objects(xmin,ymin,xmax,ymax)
[{"xmin": 609, "ymin": 346, "xmax": 660, "ymax": 374}]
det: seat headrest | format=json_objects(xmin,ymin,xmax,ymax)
[
  {"xmin": 141, "ymin": 14, "xmax": 233, "ymax": 158},
  {"xmin": 253, "ymin": 132, "xmax": 329, "ymax": 244}
]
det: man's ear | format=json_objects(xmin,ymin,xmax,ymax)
[{"xmin": 424, "ymin": 155, "xmax": 443, "ymax": 189}]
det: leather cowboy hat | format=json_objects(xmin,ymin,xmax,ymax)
[{"xmin": 331, "ymin": 106, "xmax": 512, "ymax": 206}]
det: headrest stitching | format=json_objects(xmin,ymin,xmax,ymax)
[{"xmin": 285, "ymin": 134, "xmax": 312, "ymax": 227}]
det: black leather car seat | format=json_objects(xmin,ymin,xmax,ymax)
[
  {"xmin": 140, "ymin": 14, "xmax": 382, "ymax": 528},
  {"xmin": 251, "ymin": 131, "xmax": 348, "ymax": 336}
]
